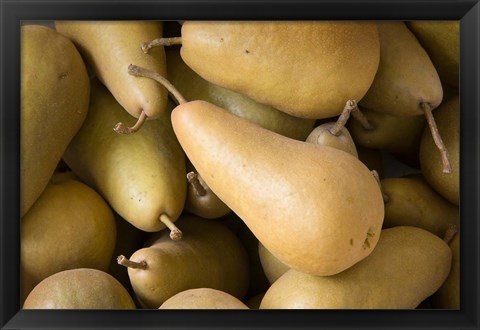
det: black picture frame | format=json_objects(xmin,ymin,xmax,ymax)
[{"xmin": 1, "ymin": 0, "xmax": 479, "ymax": 329}]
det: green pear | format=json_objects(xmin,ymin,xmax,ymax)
[
  {"xmin": 23, "ymin": 268, "xmax": 135, "ymax": 309},
  {"xmin": 63, "ymin": 80, "xmax": 186, "ymax": 233},
  {"xmin": 21, "ymin": 172, "xmax": 116, "ymax": 301},
  {"xmin": 419, "ymin": 96, "xmax": 459, "ymax": 205},
  {"xmin": 159, "ymin": 288, "xmax": 249, "ymax": 309},
  {"xmin": 21, "ymin": 25, "xmax": 89, "ymax": 216},
  {"xmin": 381, "ymin": 176, "xmax": 459, "ymax": 237},
  {"xmin": 55, "ymin": 21, "xmax": 168, "ymax": 133},
  {"xmin": 260, "ymin": 226, "xmax": 451, "ymax": 309},
  {"xmin": 166, "ymin": 49, "xmax": 315, "ymax": 140},
  {"xmin": 117, "ymin": 214, "xmax": 249, "ymax": 308},
  {"xmin": 407, "ymin": 21, "xmax": 459, "ymax": 88}
]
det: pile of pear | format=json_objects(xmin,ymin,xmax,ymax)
[{"xmin": 20, "ymin": 20, "xmax": 459, "ymax": 310}]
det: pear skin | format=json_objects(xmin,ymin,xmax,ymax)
[
  {"xmin": 306, "ymin": 122, "xmax": 358, "ymax": 158},
  {"xmin": 166, "ymin": 49, "xmax": 315, "ymax": 140},
  {"xmin": 360, "ymin": 22, "xmax": 443, "ymax": 116},
  {"xmin": 179, "ymin": 21, "xmax": 380, "ymax": 119},
  {"xmin": 260, "ymin": 226, "xmax": 452, "ymax": 309},
  {"xmin": 159, "ymin": 288, "xmax": 249, "ymax": 309},
  {"xmin": 23, "ymin": 268, "xmax": 135, "ymax": 309},
  {"xmin": 419, "ymin": 96, "xmax": 459, "ymax": 205},
  {"xmin": 171, "ymin": 100, "xmax": 385, "ymax": 276},
  {"xmin": 63, "ymin": 80, "xmax": 186, "ymax": 232},
  {"xmin": 258, "ymin": 242, "xmax": 290, "ymax": 284},
  {"xmin": 21, "ymin": 173, "xmax": 116, "ymax": 301},
  {"xmin": 55, "ymin": 21, "xmax": 168, "ymax": 122},
  {"xmin": 21, "ymin": 25, "xmax": 89, "ymax": 216}
]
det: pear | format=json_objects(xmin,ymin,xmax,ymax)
[
  {"xmin": 419, "ymin": 96, "xmax": 459, "ymax": 205},
  {"xmin": 258, "ymin": 242, "xmax": 289, "ymax": 284},
  {"xmin": 54, "ymin": 21, "xmax": 168, "ymax": 133},
  {"xmin": 23, "ymin": 268, "xmax": 135, "ymax": 309},
  {"xmin": 381, "ymin": 176, "xmax": 459, "ymax": 237},
  {"xmin": 117, "ymin": 214, "xmax": 249, "ymax": 308},
  {"xmin": 159, "ymin": 288, "xmax": 249, "ymax": 309},
  {"xmin": 63, "ymin": 80, "xmax": 186, "ymax": 234},
  {"xmin": 145, "ymin": 21, "xmax": 380, "ymax": 119},
  {"xmin": 21, "ymin": 25, "xmax": 89, "ymax": 216},
  {"xmin": 21, "ymin": 172, "xmax": 116, "ymax": 301},
  {"xmin": 166, "ymin": 49, "xmax": 315, "ymax": 140},
  {"xmin": 407, "ymin": 21, "xmax": 459, "ymax": 87},
  {"xmin": 306, "ymin": 122, "xmax": 358, "ymax": 157},
  {"xmin": 260, "ymin": 226, "xmax": 452, "ymax": 309}
]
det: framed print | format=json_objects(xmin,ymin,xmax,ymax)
[{"xmin": 1, "ymin": 0, "xmax": 479, "ymax": 329}]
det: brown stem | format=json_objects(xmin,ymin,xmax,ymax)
[
  {"xmin": 113, "ymin": 110, "xmax": 147, "ymax": 135},
  {"xmin": 128, "ymin": 64, "xmax": 187, "ymax": 105},
  {"xmin": 371, "ymin": 170, "xmax": 389, "ymax": 203},
  {"xmin": 187, "ymin": 171, "xmax": 207, "ymax": 196},
  {"xmin": 117, "ymin": 255, "xmax": 147, "ymax": 269},
  {"xmin": 443, "ymin": 224, "xmax": 458, "ymax": 244},
  {"xmin": 351, "ymin": 105, "xmax": 374, "ymax": 131},
  {"xmin": 160, "ymin": 214, "xmax": 183, "ymax": 240},
  {"xmin": 329, "ymin": 100, "xmax": 358, "ymax": 136},
  {"xmin": 141, "ymin": 37, "xmax": 183, "ymax": 53},
  {"xmin": 421, "ymin": 102, "xmax": 452, "ymax": 174}
]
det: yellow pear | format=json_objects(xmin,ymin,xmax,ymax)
[
  {"xmin": 258, "ymin": 242, "xmax": 290, "ymax": 284},
  {"xmin": 21, "ymin": 25, "xmax": 89, "ymax": 216},
  {"xmin": 159, "ymin": 288, "xmax": 249, "ymax": 309}
]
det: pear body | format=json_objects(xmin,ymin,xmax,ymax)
[
  {"xmin": 63, "ymin": 80, "xmax": 186, "ymax": 232},
  {"xmin": 419, "ymin": 96, "xmax": 459, "ymax": 205},
  {"xmin": 258, "ymin": 242, "xmax": 290, "ymax": 284},
  {"xmin": 171, "ymin": 100, "xmax": 384, "ymax": 276},
  {"xmin": 407, "ymin": 21, "xmax": 459, "ymax": 87},
  {"xmin": 21, "ymin": 25, "xmax": 89, "ymax": 216},
  {"xmin": 55, "ymin": 21, "xmax": 167, "ymax": 119},
  {"xmin": 23, "ymin": 268, "xmax": 135, "ymax": 309},
  {"xmin": 166, "ymin": 49, "xmax": 315, "ymax": 140},
  {"xmin": 21, "ymin": 174, "xmax": 116, "ymax": 300},
  {"xmin": 125, "ymin": 214, "xmax": 249, "ymax": 308},
  {"xmin": 260, "ymin": 226, "xmax": 452, "ymax": 309},
  {"xmin": 159, "ymin": 288, "xmax": 249, "ymax": 309},
  {"xmin": 360, "ymin": 22, "xmax": 443, "ymax": 116},
  {"xmin": 180, "ymin": 21, "xmax": 380, "ymax": 119},
  {"xmin": 306, "ymin": 123, "xmax": 358, "ymax": 158}
]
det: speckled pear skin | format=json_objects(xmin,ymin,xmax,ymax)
[
  {"xmin": 171, "ymin": 100, "xmax": 385, "ymax": 277},
  {"xmin": 260, "ymin": 226, "xmax": 452, "ymax": 309},
  {"xmin": 180, "ymin": 21, "xmax": 380, "ymax": 119},
  {"xmin": 21, "ymin": 25, "xmax": 90, "ymax": 217},
  {"xmin": 55, "ymin": 21, "xmax": 168, "ymax": 119},
  {"xmin": 159, "ymin": 288, "xmax": 249, "ymax": 309},
  {"xmin": 360, "ymin": 22, "xmax": 443, "ymax": 116}
]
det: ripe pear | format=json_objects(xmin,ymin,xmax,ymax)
[
  {"xmin": 21, "ymin": 25, "xmax": 89, "ymax": 216},
  {"xmin": 54, "ymin": 21, "xmax": 168, "ymax": 133},
  {"xmin": 258, "ymin": 242, "xmax": 289, "ymax": 284},
  {"xmin": 166, "ymin": 49, "xmax": 315, "ymax": 140},
  {"xmin": 63, "ymin": 79, "xmax": 186, "ymax": 233},
  {"xmin": 407, "ymin": 21, "xmax": 459, "ymax": 88},
  {"xmin": 21, "ymin": 172, "xmax": 116, "ymax": 301},
  {"xmin": 155, "ymin": 21, "xmax": 380, "ymax": 119},
  {"xmin": 159, "ymin": 288, "xmax": 249, "ymax": 309},
  {"xmin": 23, "ymin": 268, "xmax": 135, "ymax": 309},
  {"xmin": 260, "ymin": 226, "xmax": 452, "ymax": 309},
  {"xmin": 306, "ymin": 122, "xmax": 358, "ymax": 158},
  {"xmin": 419, "ymin": 96, "xmax": 459, "ymax": 205},
  {"xmin": 170, "ymin": 99, "xmax": 385, "ymax": 276},
  {"xmin": 117, "ymin": 214, "xmax": 249, "ymax": 308},
  {"xmin": 381, "ymin": 176, "xmax": 459, "ymax": 237}
]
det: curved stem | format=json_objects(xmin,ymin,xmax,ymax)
[
  {"xmin": 160, "ymin": 214, "xmax": 183, "ymax": 240},
  {"xmin": 351, "ymin": 105, "xmax": 374, "ymax": 131},
  {"xmin": 371, "ymin": 170, "xmax": 389, "ymax": 203},
  {"xmin": 128, "ymin": 64, "xmax": 187, "ymax": 105},
  {"xmin": 113, "ymin": 110, "xmax": 147, "ymax": 135},
  {"xmin": 421, "ymin": 102, "xmax": 452, "ymax": 174},
  {"xmin": 187, "ymin": 171, "xmax": 207, "ymax": 197},
  {"xmin": 329, "ymin": 100, "xmax": 357, "ymax": 136},
  {"xmin": 142, "ymin": 37, "xmax": 183, "ymax": 53},
  {"xmin": 117, "ymin": 255, "xmax": 147, "ymax": 269}
]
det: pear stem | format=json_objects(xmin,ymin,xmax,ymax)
[
  {"xmin": 329, "ymin": 100, "xmax": 357, "ymax": 136},
  {"xmin": 443, "ymin": 224, "xmax": 458, "ymax": 244},
  {"xmin": 187, "ymin": 171, "xmax": 207, "ymax": 197},
  {"xmin": 128, "ymin": 64, "xmax": 187, "ymax": 105},
  {"xmin": 371, "ymin": 170, "xmax": 389, "ymax": 203},
  {"xmin": 160, "ymin": 214, "xmax": 183, "ymax": 240},
  {"xmin": 142, "ymin": 37, "xmax": 183, "ymax": 53},
  {"xmin": 117, "ymin": 255, "xmax": 147, "ymax": 270},
  {"xmin": 113, "ymin": 110, "xmax": 147, "ymax": 135},
  {"xmin": 351, "ymin": 105, "xmax": 374, "ymax": 131},
  {"xmin": 421, "ymin": 102, "xmax": 452, "ymax": 174}
]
